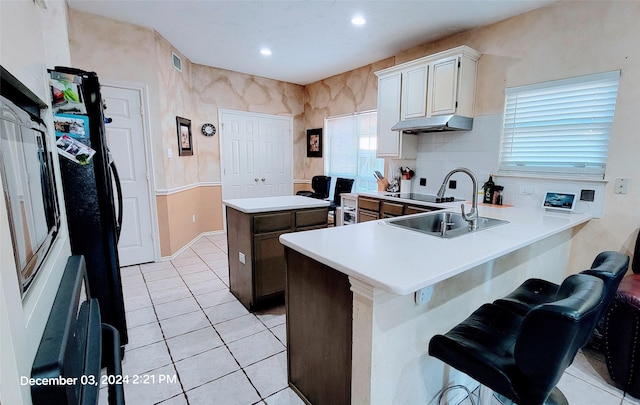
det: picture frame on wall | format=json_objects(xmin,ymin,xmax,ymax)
[
  {"xmin": 176, "ymin": 116, "xmax": 193, "ymax": 156},
  {"xmin": 306, "ymin": 128, "xmax": 322, "ymax": 158}
]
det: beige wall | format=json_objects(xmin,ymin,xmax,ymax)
[
  {"xmin": 69, "ymin": 1, "xmax": 640, "ymax": 263},
  {"xmin": 304, "ymin": 1, "xmax": 640, "ymax": 272},
  {"xmin": 302, "ymin": 60, "xmax": 392, "ymax": 177},
  {"xmin": 68, "ymin": 9, "xmax": 305, "ymax": 256},
  {"xmin": 156, "ymin": 186, "xmax": 223, "ymax": 257}
]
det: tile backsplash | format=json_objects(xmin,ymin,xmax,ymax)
[{"xmin": 399, "ymin": 114, "xmax": 605, "ymax": 218}]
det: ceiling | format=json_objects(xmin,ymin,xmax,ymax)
[{"xmin": 67, "ymin": 0, "xmax": 557, "ymax": 85}]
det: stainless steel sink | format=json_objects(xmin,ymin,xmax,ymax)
[{"xmin": 385, "ymin": 211, "xmax": 509, "ymax": 239}]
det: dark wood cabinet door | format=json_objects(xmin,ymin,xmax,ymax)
[
  {"xmin": 254, "ymin": 230, "xmax": 289, "ymax": 299},
  {"xmin": 295, "ymin": 207, "xmax": 328, "ymax": 229},
  {"xmin": 286, "ymin": 248, "xmax": 353, "ymax": 405},
  {"xmin": 381, "ymin": 201, "xmax": 404, "ymax": 216},
  {"xmin": 404, "ymin": 204, "xmax": 438, "ymax": 215},
  {"xmin": 358, "ymin": 196, "xmax": 380, "ymax": 212},
  {"xmin": 358, "ymin": 209, "xmax": 379, "ymax": 223}
]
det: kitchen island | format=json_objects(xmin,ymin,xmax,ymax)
[
  {"xmin": 280, "ymin": 203, "xmax": 591, "ymax": 404},
  {"xmin": 224, "ymin": 195, "xmax": 329, "ymax": 310}
]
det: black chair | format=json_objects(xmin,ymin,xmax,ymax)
[
  {"xmin": 494, "ymin": 251, "xmax": 629, "ymax": 319},
  {"xmin": 296, "ymin": 175, "xmax": 331, "ymax": 199},
  {"xmin": 429, "ymin": 273, "xmax": 605, "ymax": 405},
  {"xmin": 328, "ymin": 177, "xmax": 354, "ymax": 214}
]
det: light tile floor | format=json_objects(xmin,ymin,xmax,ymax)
[{"xmin": 101, "ymin": 233, "xmax": 640, "ymax": 405}]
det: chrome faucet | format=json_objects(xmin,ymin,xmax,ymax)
[{"xmin": 437, "ymin": 167, "xmax": 479, "ymax": 230}]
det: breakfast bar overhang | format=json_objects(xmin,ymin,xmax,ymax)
[{"xmin": 279, "ymin": 204, "xmax": 592, "ymax": 404}]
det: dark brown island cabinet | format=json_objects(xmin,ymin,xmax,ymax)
[
  {"xmin": 285, "ymin": 247, "xmax": 353, "ymax": 405},
  {"xmin": 224, "ymin": 196, "xmax": 329, "ymax": 311}
]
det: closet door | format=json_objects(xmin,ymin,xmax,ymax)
[
  {"xmin": 258, "ymin": 115, "xmax": 292, "ymax": 197},
  {"xmin": 220, "ymin": 110, "xmax": 292, "ymax": 199}
]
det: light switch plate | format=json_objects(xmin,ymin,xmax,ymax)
[{"xmin": 238, "ymin": 252, "xmax": 246, "ymax": 264}]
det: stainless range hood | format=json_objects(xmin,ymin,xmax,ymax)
[{"xmin": 390, "ymin": 115, "xmax": 473, "ymax": 134}]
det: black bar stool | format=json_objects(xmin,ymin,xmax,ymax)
[
  {"xmin": 494, "ymin": 251, "xmax": 628, "ymax": 319},
  {"xmin": 429, "ymin": 273, "xmax": 605, "ymax": 405}
]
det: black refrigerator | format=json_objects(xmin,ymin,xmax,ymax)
[{"xmin": 49, "ymin": 67, "xmax": 128, "ymax": 347}]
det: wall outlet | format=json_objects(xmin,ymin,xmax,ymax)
[
  {"xmin": 192, "ymin": 214, "xmax": 196, "ymax": 223},
  {"xmin": 167, "ymin": 148, "xmax": 173, "ymax": 158},
  {"xmin": 415, "ymin": 285, "xmax": 434, "ymax": 305},
  {"xmin": 448, "ymin": 180, "xmax": 457, "ymax": 189},
  {"xmin": 519, "ymin": 186, "xmax": 534, "ymax": 195},
  {"xmin": 238, "ymin": 252, "xmax": 246, "ymax": 264},
  {"xmin": 614, "ymin": 178, "xmax": 629, "ymax": 195},
  {"xmin": 419, "ymin": 178, "xmax": 427, "ymax": 186}
]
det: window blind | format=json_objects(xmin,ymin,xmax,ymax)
[
  {"xmin": 325, "ymin": 111, "xmax": 383, "ymax": 193},
  {"xmin": 499, "ymin": 70, "xmax": 620, "ymax": 178}
]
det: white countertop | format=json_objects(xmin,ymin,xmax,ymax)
[
  {"xmin": 279, "ymin": 203, "xmax": 591, "ymax": 295},
  {"xmin": 223, "ymin": 195, "xmax": 329, "ymax": 213}
]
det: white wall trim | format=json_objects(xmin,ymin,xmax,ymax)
[
  {"xmin": 155, "ymin": 181, "xmax": 222, "ymax": 196},
  {"xmin": 159, "ymin": 230, "xmax": 226, "ymax": 261}
]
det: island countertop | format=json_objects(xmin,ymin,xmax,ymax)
[
  {"xmin": 279, "ymin": 204, "xmax": 592, "ymax": 295},
  {"xmin": 223, "ymin": 195, "xmax": 329, "ymax": 213}
]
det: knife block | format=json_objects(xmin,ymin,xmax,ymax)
[{"xmin": 400, "ymin": 179, "xmax": 411, "ymax": 193}]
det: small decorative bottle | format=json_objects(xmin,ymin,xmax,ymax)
[{"xmin": 482, "ymin": 175, "xmax": 494, "ymax": 204}]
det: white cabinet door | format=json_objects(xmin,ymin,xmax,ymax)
[
  {"xmin": 401, "ymin": 64, "xmax": 428, "ymax": 119},
  {"xmin": 376, "ymin": 72, "xmax": 402, "ymax": 157},
  {"xmin": 428, "ymin": 56, "xmax": 459, "ymax": 116}
]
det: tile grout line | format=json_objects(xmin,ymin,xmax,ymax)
[
  {"xmin": 136, "ymin": 261, "xmax": 189, "ymax": 405},
  {"xmin": 191, "ymin": 243, "xmax": 289, "ymax": 402},
  {"xmin": 126, "ymin": 236, "xmax": 291, "ymax": 404},
  {"xmin": 195, "ymin": 237, "xmax": 291, "ymax": 402},
  {"xmin": 172, "ymin": 246, "xmax": 265, "ymax": 402}
]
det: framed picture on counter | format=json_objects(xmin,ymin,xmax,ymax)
[
  {"xmin": 176, "ymin": 116, "xmax": 193, "ymax": 156},
  {"xmin": 306, "ymin": 128, "xmax": 322, "ymax": 158}
]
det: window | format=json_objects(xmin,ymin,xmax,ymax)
[
  {"xmin": 325, "ymin": 111, "xmax": 383, "ymax": 193},
  {"xmin": 499, "ymin": 70, "xmax": 620, "ymax": 179}
]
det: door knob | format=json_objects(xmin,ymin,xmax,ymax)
[
  {"xmin": 254, "ymin": 178, "xmax": 259, "ymax": 182},
  {"xmin": 261, "ymin": 178, "xmax": 266, "ymax": 182}
]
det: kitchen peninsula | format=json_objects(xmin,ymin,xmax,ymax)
[
  {"xmin": 224, "ymin": 196, "xmax": 329, "ymax": 310},
  {"xmin": 280, "ymin": 202, "xmax": 591, "ymax": 404}
]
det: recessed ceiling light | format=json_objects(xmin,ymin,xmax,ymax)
[
  {"xmin": 260, "ymin": 48, "xmax": 272, "ymax": 56},
  {"xmin": 351, "ymin": 16, "xmax": 366, "ymax": 26}
]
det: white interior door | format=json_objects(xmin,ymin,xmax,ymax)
[
  {"xmin": 220, "ymin": 110, "xmax": 292, "ymax": 199},
  {"xmin": 259, "ymin": 116, "xmax": 292, "ymax": 197},
  {"xmin": 102, "ymin": 85, "xmax": 155, "ymax": 266},
  {"xmin": 220, "ymin": 111, "xmax": 261, "ymax": 199}
]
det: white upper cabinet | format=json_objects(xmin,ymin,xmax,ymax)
[
  {"xmin": 375, "ymin": 46, "xmax": 480, "ymax": 158},
  {"xmin": 401, "ymin": 64, "xmax": 429, "ymax": 120},
  {"xmin": 376, "ymin": 71, "xmax": 417, "ymax": 159},
  {"xmin": 428, "ymin": 56, "xmax": 459, "ymax": 116}
]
